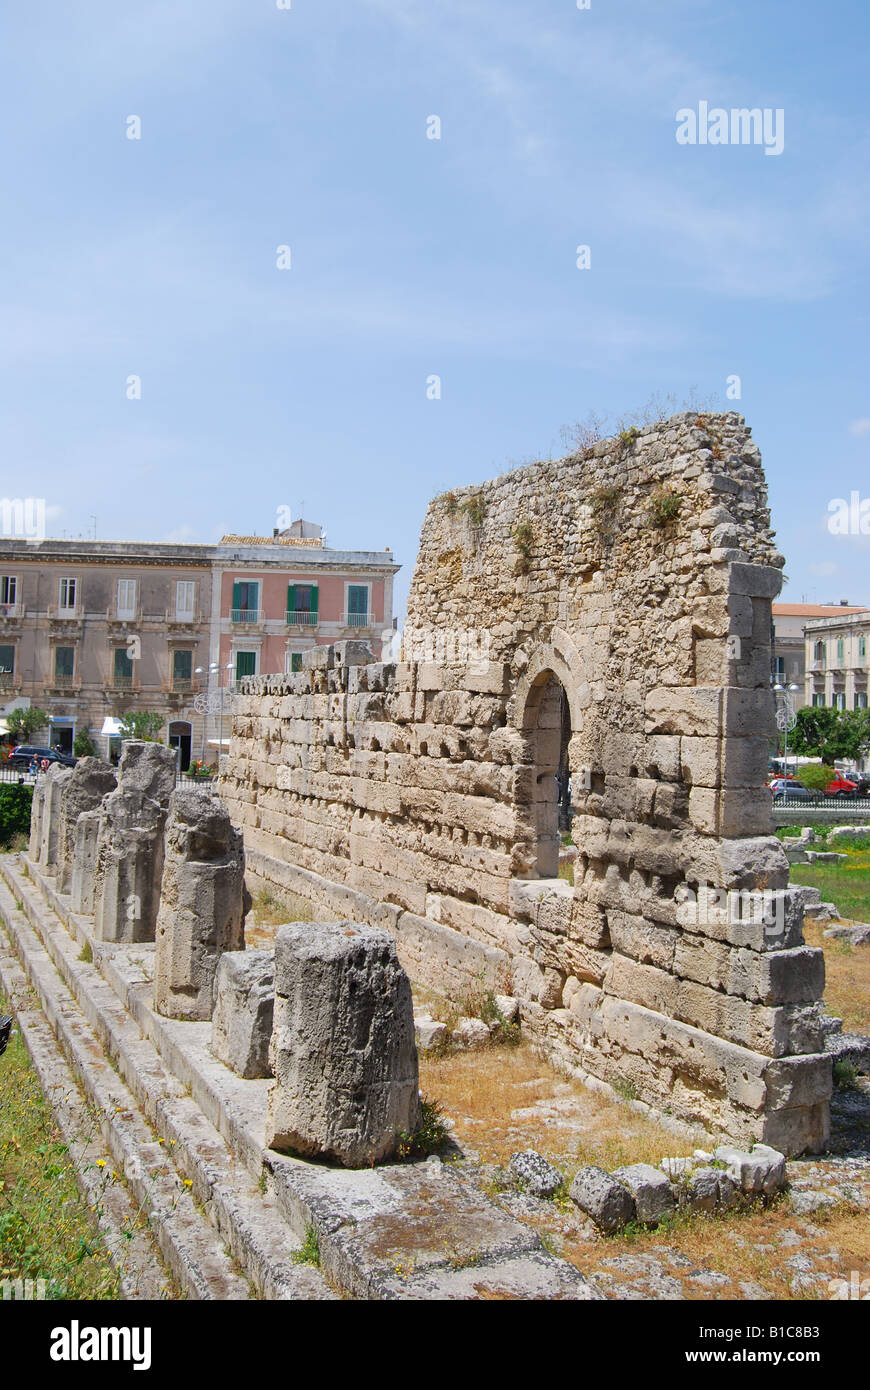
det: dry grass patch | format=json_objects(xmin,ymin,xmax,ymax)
[
  {"xmin": 419, "ymin": 1041, "xmax": 696, "ymax": 1171},
  {"xmin": 244, "ymin": 885, "xmax": 313, "ymax": 948},
  {"xmin": 804, "ymin": 920, "xmax": 870, "ymax": 1035}
]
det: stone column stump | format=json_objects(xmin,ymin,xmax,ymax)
[
  {"xmin": 57, "ymin": 758, "xmax": 117, "ymax": 893},
  {"xmin": 153, "ymin": 790, "xmax": 248, "ymax": 1021},
  {"xmin": 266, "ymin": 920, "xmax": 422, "ymax": 1167}
]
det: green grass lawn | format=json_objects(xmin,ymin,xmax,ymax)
[
  {"xmin": 789, "ymin": 847, "xmax": 870, "ymax": 924},
  {"xmin": 0, "ymin": 991, "xmax": 121, "ymax": 1299}
]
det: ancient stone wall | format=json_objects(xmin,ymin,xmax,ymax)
[{"xmin": 219, "ymin": 412, "xmax": 831, "ymax": 1154}]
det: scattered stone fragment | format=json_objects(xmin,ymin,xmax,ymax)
[
  {"xmin": 613, "ymin": 1163, "xmax": 675, "ymax": 1225},
  {"xmin": 452, "ymin": 1017, "xmax": 491, "ymax": 1049},
  {"xmin": 712, "ymin": 1143, "xmax": 787, "ymax": 1196},
  {"xmin": 494, "ymin": 995, "xmax": 520, "ymax": 1023},
  {"xmin": 569, "ymin": 1165, "xmax": 635, "ymax": 1234},
  {"xmin": 788, "ymin": 1190, "xmax": 838, "ymax": 1217},
  {"xmin": 823, "ymin": 923, "xmax": 870, "ymax": 946},
  {"xmin": 509, "ymin": 1150, "xmax": 564, "ymax": 1199},
  {"xmin": 414, "ymin": 1016, "xmax": 448, "ymax": 1050}
]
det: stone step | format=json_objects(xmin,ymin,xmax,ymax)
[
  {"xmin": 8, "ymin": 853, "xmax": 602, "ymax": 1300},
  {"xmin": 0, "ymin": 874, "xmax": 252, "ymax": 1301},
  {"xmin": 0, "ymin": 856, "xmax": 332, "ymax": 1301}
]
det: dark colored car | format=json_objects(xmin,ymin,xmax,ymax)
[
  {"xmin": 8, "ymin": 744, "xmax": 77, "ymax": 770},
  {"xmin": 773, "ymin": 784, "xmax": 818, "ymax": 804}
]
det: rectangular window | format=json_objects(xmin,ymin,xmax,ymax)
[
  {"xmin": 291, "ymin": 652, "xmax": 303, "ymax": 673},
  {"xmin": 58, "ymin": 577, "xmax": 77, "ymax": 611},
  {"xmin": 235, "ymin": 650, "xmax": 256, "ymax": 680},
  {"xmin": 231, "ymin": 581, "xmax": 259, "ymax": 621},
  {"xmin": 176, "ymin": 581, "xmax": 196, "ymax": 618},
  {"xmin": 0, "ymin": 644, "xmax": 14, "ymax": 675},
  {"xmin": 117, "ymin": 579, "xmax": 137, "ymax": 618},
  {"xmin": 855, "ymin": 692, "xmax": 868, "ymax": 710},
  {"xmin": 835, "ymin": 692, "xmax": 846, "ymax": 710},
  {"xmin": 287, "ymin": 583, "xmax": 318, "ymax": 624},
  {"xmin": 774, "ymin": 656, "xmax": 785, "ymax": 680},
  {"xmin": 0, "ymin": 576, "xmax": 17, "ymax": 607},
  {"xmin": 812, "ymin": 693, "xmax": 825, "ymax": 707},
  {"xmin": 860, "ymin": 636, "xmax": 867, "ymax": 664},
  {"xmin": 113, "ymin": 646, "xmax": 133, "ymax": 682},
  {"xmin": 173, "ymin": 649, "xmax": 193, "ymax": 683},
  {"xmin": 55, "ymin": 646, "xmax": 74, "ymax": 678},
  {"xmin": 837, "ymin": 638, "xmax": 845, "ymax": 666},
  {"xmin": 347, "ymin": 584, "xmax": 368, "ymax": 626}
]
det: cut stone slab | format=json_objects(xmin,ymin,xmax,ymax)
[
  {"xmin": 826, "ymin": 1031, "xmax": 870, "ymax": 1074},
  {"xmin": 823, "ymin": 923, "xmax": 870, "ymax": 946},
  {"xmin": 569, "ymin": 1165, "xmax": 636, "ymax": 1234},
  {"xmin": 153, "ymin": 789, "xmax": 248, "ymax": 1020},
  {"xmin": 211, "ymin": 949, "xmax": 274, "ymax": 1079},
  {"xmin": 452, "ymin": 1016, "xmax": 491, "ymax": 1049},
  {"xmin": 266, "ymin": 920, "xmax": 422, "ymax": 1168},
  {"xmin": 712, "ymin": 1143, "xmax": 787, "ymax": 1196},
  {"xmin": 509, "ymin": 1150, "xmax": 564, "ymax": 1199},
  {"xmin": 414, "ymin": 1016, "xmax": 447, "ymax": 1050},
  {"xmin": 613, "ymin": 1163, "xmax": 675, "ymax": 1225}
]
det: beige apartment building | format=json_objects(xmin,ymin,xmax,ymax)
[
  {"xmin": 772, "ymin": 601, "xmax": 868, "ymax": 708},
  {"xmin": 803, "ymin": 609, "xmax": 870, "ymax": 711},
  {"xmin": 0, "ymin": 525, "xmax": 398, "ymax": 769}
]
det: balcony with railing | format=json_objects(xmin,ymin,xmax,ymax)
[
  {"xmin": 45, "ymin": 672, "xmax": 79, "ymax": 693},
  {"xmin": 165, "ymin": 608, "xmax": 203, "ymax": 627},
  {"xmin": 229, "ymin": 608, "xmax": 265, "ymax": 626},
  {"xmin": 342, "ymin": 610, "xmax": 374, "ymax": 629},
  {"xmin": 48, "ymin": 605, "xmax": 82, "ymax": 625},
  {"xmin": 0, "ymin": 603, "xmax": 22, "ymax": 624},
  {"xmin": 105, "ymin": 673, "xmax": 138, "ymax": 692},
  {"xmin": 0, "ymin": 671, "xmax": 20, "ymax": 693},
  {"xmin": 162, "ymin": 676, "xmax": 199, "ymax": 696},
  {"xmin": 285, "ymin": 609, "xmax": 318, "ymax": 628}
]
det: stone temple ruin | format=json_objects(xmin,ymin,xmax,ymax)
[
  {"xmin": 0, "ymin": 411, "xmax": 842, "ymax": 1299},
  {"xmin": 220, "ymin": 411, "xmax": 831, "ymax": 1157}
]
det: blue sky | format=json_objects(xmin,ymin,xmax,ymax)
[{"xmin": 2, "ymin": 0, "xmax": 868, "ymax": 617}]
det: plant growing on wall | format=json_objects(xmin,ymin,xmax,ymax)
[
  {"xmin": 512, "ymin": 520, "xmax": 534, "ymax": 574},
  {"xmin": 461, "ymin": 492, "xmax": 485, "ymax": 528},
  {"xmin": 647, "ymin": 487, "xmax": 682, "ymax": 528},
  {"xmin": 618, "ymin": 425, "xmax": 640, "ymax": 450}
]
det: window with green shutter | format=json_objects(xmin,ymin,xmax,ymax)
[
  {"xmin": 291, "ymin": 652, "xmax": 302, "ymax": 673},
  {"xmin": 0, "ymin": 644, "xmax": 14, "ymax": 675},
  {"xmin": 235, "ymin": 650, "xmax": 256, "ymax": 680},
  {"xmin": 232, "ymin": 581, "xmax": 258, "ymax": 621},
  {"xmin": 114, "ymin": 647, "xmax": 133, "ymax": 681},
  {"xmin": 287, "ymin": 583, "xmax": 318, "ymax": 624},
  {"xmin": 173, "ymin": 649, "xmax": 193, "ymax": 682},
  {"xmin": 55, "ymin": 647, "xmax": 74, "ymax": 678}
]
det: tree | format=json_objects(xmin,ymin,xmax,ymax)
[
  {"xmin": 73, "ymin": 730, "xmax": 97, "ymax": 758},
  {"xmin": 5, "ymin": 706, "xmax": 50, "ymax": 744},
  {"xmin": 118, "ymin": 711, "xmax": 165, "ymax": 742},
  {"xmin": 799, "ymin": 763, "xmax": 835, "ymax": 794},
  {"xmin": 791, "ymin": 707, "xmax": 853, "ymax": 765}
]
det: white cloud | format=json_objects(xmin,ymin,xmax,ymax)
[{"xmin": 849, "ymin": 418, "xmax": 870, "ymax": 436}]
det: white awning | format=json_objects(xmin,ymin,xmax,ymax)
[
  {"xmin": 206, "ymin": 737, "xmax": 231, "ymax": 748},
  {"xmin": 101, "ymin": 717, "xmax": 123, "ymax": 736}
]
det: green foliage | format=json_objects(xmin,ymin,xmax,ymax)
[
  {"xmin": 798, "ymin": 763, "xmax": 835, "ymax": 793},
  {"xmin": 78, "ymin": 942, "xmax": 93, "ymax": 964},
  {"xmin": 832, "ymin": 1059, "xmax": 859, "ymax": 1091},
  {"xmin": 291, "ymin": 1225, "xmax": 321, "ymax": 1267},
  {"xmin": 396, "ymin": 1098, "xmax": 450, "ymax": 1160},
  {"xmin": 618, "ymin": 426, "xmax": 640, "ymax": 449},
  {"xmin": 589, "ymin": 484, "xmax": 621, "ymax": 513},
  {"xmin": 512, "ymin": 520, "xmax": 534, "ymax": 573},
  {"xmin": 791, "ymin": 706, "xmax": 870, "ymax": 765},
  {"xmin": 647, "ymin": 487, "xmax": 682, "ymax": 528},
  {"xmin": 6, "ymin": 707, "xmax": 50, "ymax": 744},
  {"xmin": 461, "ymin": 492, "xmax": 485, "ymax": 527},
  {"xmin": 443, "ymin": 491, "xmax": 459, "ymax": 516},
  {"xmin": 73, "ymin": 731, "xmax": 97, "ymax": 758},
  {"xmin": 118, "ymin": 711, "xmax": 165, "ymax": 742},
  {"xmin": 0, "ymin": 784, "xmax": 33, "ymax": 848},
  {"xmin": 613, "ymin": 1076, "xmax": 639, "ymax": 1103}
]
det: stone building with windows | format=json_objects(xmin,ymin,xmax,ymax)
[
  {"xmin": 771, "ymin": 602, "xmax": 867, "ymax": 709},
  {"xmin": 0, "ymin": 524, "xmax": 398, "ymax": 768},
  {"xmin": 803, "ymin": 609, "xmax": 870, "ymax": 711}
]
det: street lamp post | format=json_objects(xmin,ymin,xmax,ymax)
[{"xmin": 774, "ymin": 683, "xmax": 800, "ymax": 805}]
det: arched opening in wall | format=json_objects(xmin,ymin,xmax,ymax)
[
  {"xmin": 523, "ymin": 671, "xmax": 572, "ymax": 879},
  {"xmin": 169, "ymin": 720, "xmax": 192, "ymax": 772}
]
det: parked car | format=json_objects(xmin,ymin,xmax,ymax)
[
  {"xmin": 825, "ymin": 772, "xmax": 859, "ymax": 798},
  {"xmin": 9, "ymin": 744, "xmax": 77, "ymax": 770},
  {"xmin": 769, "ymin": 778, "xmax": 803, "ymax": 794},
  {"xmin": 773, "ymin": 784, "xmax": 818, "ymax": 804}
]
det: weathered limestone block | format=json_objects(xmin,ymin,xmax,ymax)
[
  {"xmin": 613, "ymin": 1163, "xmax": 675, "ymax": 1224},
  {"xmin": 70, "ymin": 809, "xmax": 103, "ymax": 915},
  {"xmin": 94, "ymin": 787, "xmax": 167, "ymax": 943},
  {"xmin": 211, "ymin": 949, "xmax": 274, "ymax": 1078},
  {"xmin": 38, "ymin": 765, "xmax": 74, "ymax": 868},
  {"xmin": 265, "ymin": 920, "xmax": 421, "ymax": 1167},
  {"xmin": 116, "ymin": 739, "xmax": 177, "ymax": 807},
  {"xmin": 153, "ymin": 790, "xmax": 248, "ymax": 1020},
  {"xmin": 57, "ymin": 757, "xmax": 117, "ymax": 892},
  {"xmin": 28, "ymin": 772, "xmax": 47, "ymax": 860},
  {"xmin": 569, "ymin": 1166, "xmax": 635, "ymax": 1233}
]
